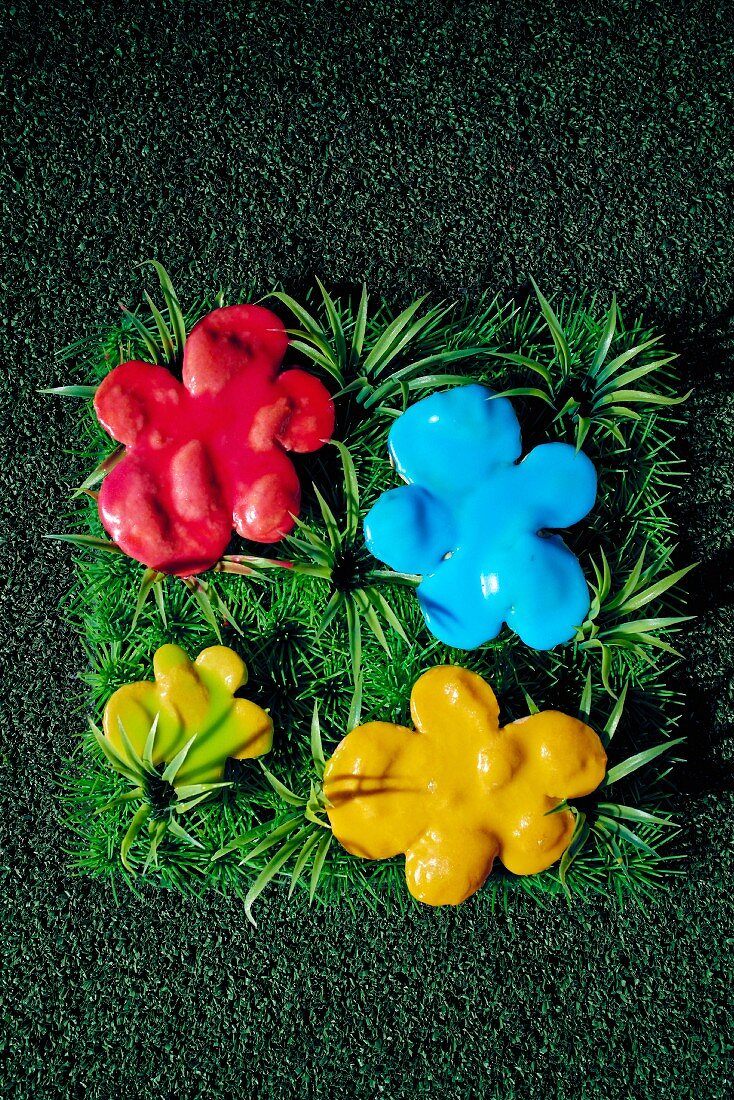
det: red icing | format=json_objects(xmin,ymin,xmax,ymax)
[{"xmin": 94, "ymin": 304, "xmax": 335, "ymax": 575}]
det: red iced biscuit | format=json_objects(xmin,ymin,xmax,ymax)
[{"xmin": 94, "ymin": 304, "xmax": 335, "ymax": 575}]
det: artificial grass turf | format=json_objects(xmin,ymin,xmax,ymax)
[
  {"xmin": 59, "ymin": 284, "xmax": 690, "ymax": 911},
  {"xmin": 2, "ymin": 0, "xmax": 733, "ymax": 1097}
]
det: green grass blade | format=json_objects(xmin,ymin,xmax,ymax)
[
  {"xmin": 578, "ymin": 669, "xmax": 593, "ymax": 722},
  {"xmin": 559, "ymin": 811, "xmax": 589, "ymax": 896},
  {"xmin": 152, "ymin": 578, "xmax": 167, "ymax": 627},
  {"xmin": 291, "ymin": 563, "xmax": 332, "ymax": 580},
  {"xmin": 312, "ymin": 486, "xmax": 341, "ymax": 551},
  {"xmin": 369, "ymin": 569, "xmax": 421, "ymax": 587},
  {"xmin": 601, "ymin": 405, "xmax": 642, "ymax": 420},
  {"xmin": 243, "ymin": 824, "xmax": 311, "ymax": 868},
  {"xmin": 310, "ymin": 702, "xmax": 325, "ymax": 775},
  {"xmin": 120, "ymin": 804, "xmax": 150, "ymax": 872},
  {"xmin": 161, "ymin": 735, "xmax": 197, "ymax": 783},
  {"xmin": 601, "ymin": 549, "xmax": 612, "ymax": 601},
  {"xmin": 597, "ymin": 418, "xmax": 627, "ymax": 446},
  {"xmin": 318, "ymin": 590, "xmax": 343, "ymax": 635},
  {"xmin": 617, "ymin": 564, "xmax": 696, "ymax": 614},
  {"xmin": 490, "ymin": 386, "xmax": 556, "ymax": 407},
  {"xmin": 347, "ymin": 671, "xmax": 363, "ymax": 732},
  {"xmin": 89, "ymin": 720, "xmax": 143, "ymax": 786},
  {"xmin": 404, "ymin": 372, "xmax": 475, "ymax": 392},
  {"xmin": 287, "ymin": 339, "xmax": 343, "ymax": 382},
  {"xmin": 600, "ymin": 645, "xmax": 613, "ymax": 695},
  {"xmin": 594, "ymin": 336, "xmax": 662, "ymax": 385},
  {"xmin": 212, "ymin": 815, "xmax": 301, "ymax": 861},
  {"xmin": 603, "ymin": 682, "xmax": 628, "ymax": 743},
  {"xmin": 364, "ymin": 351, "xmax": 481, "ymax": 407},
  {"xmin": 345, "ymin": 596, "xmax": 362, "ymax": 682},
  {"xmin": 316, "ymin": 278, "xmax": 346, "ymax": 371},
  {"xmin": 39, "ymin": 384, "xmax": 98, "ymax": 398},
  {"xmin": 522, "ymin": 689, "xmax": 539, "ymax": 715},
  {"xmin": 355, "ymin": 589, "xmax": 389, "ymax": 653},
  {"xmin": 309, "ymin": 832, "xmax": 333, "ymax": 902},
  {"xmin": 285, "ymin": 327, "xmax": 339, "ymax": 362},
  {"xmin": 176, "ymin": 781, "xmax": 231, "ymax": 799},
  {"xmin": 603, "ymin": 738, "xmax": 685, "ymax": 787},
  {"xmin": 331, "ymin": 440, "xmax": 360, "ymax": 540},
  {"xmin": 260, "ymin": 763, "xmax": 307, "ymax": 807},
  {"xmin": 489, "ymin": 351, "xmax": 552, "ymax": 385},
  {"xmin": 183, "ymin": 579, "xmax": 223, "ymax": 642},
  {"xmin": 352, "ymin": 284, "xmax": 368, "ymax": 362},
  {"xmin": 602, "ymin": 632, "xmax": 682, "ymax": 657},
  {"xmin": 305, "ymin": 782, "xmax": 329, "ymax": 827},
  {"xmin": 245, "ymin": 832, "xmax": 309, "ymax": 926},
  {"xmin": 269, "ymin": 291, "xmax": 325, "ymax": 338},
  {"xmin": 605, "ymin": 547, "xmax": 646, "ymax": 611},
  {"xmin": 544, "ymin": 799, "xmax": 569, "ymax": 817},
  {"xmin": 94, "ymin": 788, "xmax": 144, "ymax": 815},
  {"xmin": 142, "ymin": 260, "xmax": 187, "ymax": 356},
  {"xmin": 176, "ymin": 789, "xmax": 219, "ymax": 813},
  {"xmin": 530, "ymin": 278, "xmax": 570, "ymax": 374},
  {"xmin": 131, "ymin": 567, "xmax": 164, "ymax": 632},
  {"xmin": 46, "ymin": 533, "xmax": 124, "ymax": 555},
  {"xmin": 120, "ymin": 304, "xmax": 160, "ymax": 363},
  {"xmin": 589, "ymin": 293, "xmax": 617, "ymax": 377},
  {"xmin": 142, "ymin": 714, "xmax": 160, "ymax": 773},
  {"xmin": 167, "ymin": 818, "xmax": 206, "ymax": 848},
  {"xmin": 361, "ymin": 295, "xmax": 430, "ymax": 375},
  {"xmin": 286, "ymin": 533, "xmax": 332, "ymax": 567},
  {"xmin": 365, "ymin": 587, "xmax": 409, "ymax": 644},
  {"xmin": 143, "ymin": 291, "xmax": 175, "ymax": 364},
  {"xmin": 289, "ymin": 829, "xmax": 322, "ymax": 898},
  {"xmin": 72, "ymin": 444, "xmax": 125, "ymax": 497},
  {"xmin": 596, "ymin": 803, "xmax": 678, "ymax": 828},
  {"xmin": 209, "ymin": 584, "xmax": 244, "ymax": 638},
  {"xmin": 596, "ymin": 356, "xmax": 677, "ymax": 394},
  {"xmin": 596, "ymin": 387, "xmax": 692, "ymax": 408},
  {"xmin": 289, "ymin": 513, "xmax": 332, "ymax": 555},
  {"xmin": 114, "ymin": 719, "xmax": 148, "ymax": 785},
  {"xmin": 605, "ymin": 616, "xmax": 692, "ymax": 635},
  {"xmin": 367, "ymin": 303, "xmax": 456, "ymax": 379},
  {"xmin": 595, "ymin": 816, "xmax": 659, "ymax": 855},
  {"xmin": 137, "ymin": 817, "xmax": 165, "ymax": 873},
  {"xmin": 575, "ymin": 416, "xmax": 591, "ymax": 452}
]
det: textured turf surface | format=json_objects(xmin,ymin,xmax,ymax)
[{"xmin": 2, "ymin": 1, "xmax": 733, "ymax": 1096}]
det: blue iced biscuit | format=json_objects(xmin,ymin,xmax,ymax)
[{"xmin": 364, "ymin": 384, "xmax": 596, "ymax": 651}]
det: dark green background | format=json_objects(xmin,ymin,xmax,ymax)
[{"xmin": 2, "ymin": 1, "xmax": 733, "ymax": 1096}]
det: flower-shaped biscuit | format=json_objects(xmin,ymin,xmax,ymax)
[
  {"xmin": 94, "ymin": 304, "xmax": 335, "ymax": 575},
  {"xmin": 323, "ymin": 666, "xmax": 606, "ymax": 906},
  {"xmin": 364, "ymin": 384, "xmax": 596, "ymax": 650},
  {"xmin": 103, "ymin": 644, "xmax": 273, "ymax": 786}
]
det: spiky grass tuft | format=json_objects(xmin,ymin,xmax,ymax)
[{"xmin": 52, "ymin": 270, "xmax": 690, "ymax": 916}]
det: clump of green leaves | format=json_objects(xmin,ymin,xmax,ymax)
[
  {"xmin": 270, "ymin": 281, "xmax": 516, "ymax": 415},
  {"xmin": 287, "ymin": 440, "xmax": 415, "ymax": 682},
  {"xmin": 213, "ymin": 702, "xmax": 335, "ymax": 926},
  {"xmin": 553, "ymin": 674, "xmax": 683, "ymax": 901},
  {"xmin": 89, "ymin": 715, "xmax": 230, "ymax": 873},
  {"xmin": 576, "ymin": 545, "xmax": 696, "ymax": 690},
  {"xmin": 490, "ymin": 280, "xmax": 691, "ymax": 451}
]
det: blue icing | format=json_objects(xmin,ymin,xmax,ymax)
[{"xmin": 364, "ymin": 384, "xmax": 597, "ymax": 651}]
